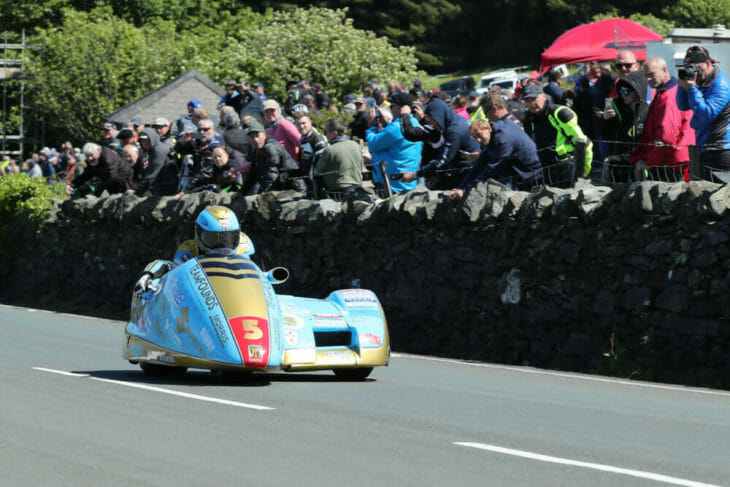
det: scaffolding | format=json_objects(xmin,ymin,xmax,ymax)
[{"xmin": 1, "ymin": 30, "xmax": 30, "ymax": 158}]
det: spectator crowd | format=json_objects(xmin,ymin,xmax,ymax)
[{"xmin": 4, "ymin": 44, "xmax": 730, "ymax": 202}]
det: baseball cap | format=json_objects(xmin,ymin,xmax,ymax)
[
  {"xmin": 187, "ymin": 99, "xmax": 202, "ymax": 109},
  {"xmin": 262, "ymin": 99, "xmax": 280, "ymax": 111},
  {"xmin": 354, "ymin": 97, "xmax": 367, "ymax": 105},
  {"xmin": 246, "ymin": 120, "xmax": 266, "ymax": 134},
  {"xmin": 117, "ymin": 128, "xmax": 135, "ymax": 140},
  {"xmin": 131, "ymin": 116, "xmax": 143, "ymax": 126},
  {"xmin": 152, "ymin": 117, "xmax": 170, "ymax": 127},
  {"xmin": 684, "ymin": 45, "xmax": 716, "ymax": 64},
  {"xmin": 520, "ymin": 84, "xmax": 544, "ymax": 100},
  {"xmin": 343, "ymin": 94, "xmax": 355, "ymax": 103},
  {"xmin": 102, "ymin": 122, "xmax": 115, "ymax": 130},
  {"xmin": 253, "ymin": 82, "xmax": 263, "ymax": 88},
  {"xmin": 291, "ymin": 104, "xmax": 308, "ymax": 114},
  {"xmin": 388, "ymin": 92, "xmax": 413, "ymax": 107}
]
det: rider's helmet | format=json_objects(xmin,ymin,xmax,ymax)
[{"xmin": 195, "ymin": 206, "xmax": 241, "ymax": 255}]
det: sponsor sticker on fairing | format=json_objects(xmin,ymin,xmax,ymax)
[
  {"xmin": 360, "ymin": 333, "xmax": 382, "ymax": 346},
  {"xmin": 283, "ymin": 315, "xmax": 304, "ymax": 330},
  {"xmin": 340, "ymin": 289, "xmax": 378, "ymax": 308},
  {"xmin": 313, "ymin": 314, "xmax": 349, "ymax": 329},
  {"xmin": 248, "ymin": 345, "xmax": 264, "ymax": 362}
]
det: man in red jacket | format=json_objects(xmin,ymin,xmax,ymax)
[{"xmin": 629, "ymin": 57, "xmax": 695, "ymax": 181}]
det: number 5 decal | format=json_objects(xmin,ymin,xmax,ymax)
[
  {"xmin": 229, "ymin": 316, "xmax": 270, "ymax": 366},
  {"xmin": 242, "ymin": 318, "xmax": 263, "ymax": 340}
]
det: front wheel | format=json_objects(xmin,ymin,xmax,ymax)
[
  {"xmin": 140, "ymin": 363, "xmax": 188, "ymax": 377},
  {"xmin": 333, "ymin": 367, "xmax": 373, "ymax": 380}
]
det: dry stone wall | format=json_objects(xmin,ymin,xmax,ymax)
[{"xmin": 3, "ymin": 180, "xmax": 730, "ymax": 388}]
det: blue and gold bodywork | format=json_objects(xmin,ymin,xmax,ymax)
[{"xmin": 123, "ymin": 254, "xmax": 390, "ymax": 379}]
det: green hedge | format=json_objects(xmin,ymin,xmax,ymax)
[{"xmin": 0, "ymin": 174, "xmax": 66, "ymax": 261}]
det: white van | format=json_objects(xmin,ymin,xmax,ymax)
[{"xmin": 475, "ymin": 69, "xmax": 520, "ymax": 95}]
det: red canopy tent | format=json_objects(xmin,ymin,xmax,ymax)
[{"xmin": 539, "ymin": 18, "xmax": 663, "ymax": 72}]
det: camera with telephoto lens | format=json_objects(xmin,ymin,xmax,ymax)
[{"xmin": 678, "ymin": 64, "xmax": 700, "ymax": 81}]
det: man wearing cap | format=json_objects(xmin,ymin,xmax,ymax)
[
  {"xmin": 101, "ymin": 122, "xmax": 120, "ymax": 152},
  {"xmin": 341, "ymin": 95, "xmax": 357, "ymax": 115},
  {"xmin": 251, "ymin": 82, "xmax": 266, "ymax": 101},
  {"xmin": 676, "ymin": 45, "xmax": 730, "ymax": 179},
  {"xmin": 219, "ymin": 79, "xmax": 245, "ymax": 114},
  {"xmin": 152, "ymin": 117, "xmax": 174, "ymax": 147},
  {"xmin": 175, "ymin": 99, "xmax": 202, "ymax": 136},
  {"xmin": 116, "ymin": 128, "xmax": 137, "ymax": 153},
  {"xmin": 131, "ymin": 117, "xmax": 145, "ymax": 137},
  {"xmin": 348, "ymin": 97, "xmax": 371, "ymax": 141},
  {"xmin": 244, "ymin": 120, "xmax": 305, "ymax": 194},
  {"xmin": 522, "ymin": 83, "xmax": 593, "ymax": 186},
  {"xmin": 262, "ymin": 99, "xmax": 301, "ymax": 162},
  {"xmin": 366, "ymin": 93, "xmax": 422, "ymax": 194}
]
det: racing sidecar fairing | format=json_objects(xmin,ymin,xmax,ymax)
[{"xmin": 123, "ymin": 254, "xmax": 390, "ymax": 379}]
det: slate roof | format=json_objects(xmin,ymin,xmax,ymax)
[{"xmin": 108, "ymin": 70, "xmax": 226, "ymax": 126}]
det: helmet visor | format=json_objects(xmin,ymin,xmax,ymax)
[{"xmin": 200, "ymin": 229, "xmax": 240, "ymax": 252}]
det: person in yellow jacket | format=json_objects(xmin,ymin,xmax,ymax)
[{"xmin": 521, "ymin": 83, "xmax": 593, "ymax": 187}]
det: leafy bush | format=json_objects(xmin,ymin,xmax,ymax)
[{"xmin": 0, "ymin": 174, "xmax": 65, "ymax": 258}]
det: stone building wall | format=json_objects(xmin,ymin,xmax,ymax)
[{"xmin": 2, "ymin": 180, "xmax": 729, "ymax": 388}]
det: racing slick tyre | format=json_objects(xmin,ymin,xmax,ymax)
[
  {"xmin": 333, "ymin": 367, "xmax": 373, "ymax": 380},
  {"xmin": 139, "ymin": 363, "xmax": 188, "ymax": 377}
]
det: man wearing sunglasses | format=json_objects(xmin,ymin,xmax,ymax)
[
  {"xmin": 175, "ymin": 118, "xmax": 225, "ymax": 177},
  {"xmin": 676, "ymin": 45, "xmax": 730, "ymax": 180}
]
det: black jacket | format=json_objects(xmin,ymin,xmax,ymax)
[
  {"xmin": 245, "ymin": 137, "xmax": 306, "ymax": 194},
  {"xmin": 601, "ymin": 70, "xmax": 649, "ymax": 160},
  {"xmin": 134, "ymin": 128, "xmax": 171, "ymax": 195},
  {"xmin": 71, "ymin": 146, "xmax": 132, "ymax": 195}
]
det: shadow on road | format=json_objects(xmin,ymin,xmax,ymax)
[{"xmin": 75, "ymin": 368, "xmax": 375, "ymax": 387}]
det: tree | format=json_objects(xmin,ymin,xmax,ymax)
[
  {"xmin": 182, "ymin": 8, "xmax": 421, "ymax": 102},
  {"xmin": 26, "ymin": 9, "xmax": 184, "ymax": 142},
  {"xmin": 663, "ymin": 0, "xmax": 730, "ymax": 29}
]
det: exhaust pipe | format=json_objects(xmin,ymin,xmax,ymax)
[{"xmin": 265, "ymin": 267, "xmax": 289, "ymax": 285}]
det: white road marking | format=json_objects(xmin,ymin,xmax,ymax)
[
  {"xmin": 392, "ymin": 353, "xmax": 730, "ymax": 398},
  {"xmin": 33, "ymin": 367, "xmax": 274, "ymax": 410},
  {"xmin": 454, "ymin": 442, "xmax": 724, "ymax": 487}
]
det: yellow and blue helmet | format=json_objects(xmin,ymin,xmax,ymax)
[{"xmin": 195, "ymin": 206, "xmax": 240, "ymax": 255}]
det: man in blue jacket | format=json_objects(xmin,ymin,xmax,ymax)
[
  {"xmin": 448, "ymin": 117, "xmax": 542, "ymax": 202},
  {"xmin": 676, "ymin": 45, "xmax": 730, "ymax": 180},
  {"xmin": 399, "ymin": 94, "xmax": 479, "ymax": 189},
  {"xmin": 366, "ymin": 93, "xmax": 422, "ymax": 193}
]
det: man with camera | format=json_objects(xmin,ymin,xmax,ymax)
[
  {"xmin": 676, "ymin": 45, "xmax": 730, "ymax": 180},
  {"xmin": 366, "ymin": 93, "xmax": 422, "ymax": 194}
]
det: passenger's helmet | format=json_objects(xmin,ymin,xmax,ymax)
[{"xmin": 195, "ymin": 206, "xmax": 241, "ymax": 255}]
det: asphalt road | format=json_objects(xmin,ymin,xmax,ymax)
[{"xmin": 1, "ymin": 304, "xmax": 729, "ymax": 487}]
